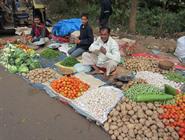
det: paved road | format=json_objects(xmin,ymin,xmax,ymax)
[{"xmin": 0, "ymin": 66, "xmax": 110, "ymax": 140}]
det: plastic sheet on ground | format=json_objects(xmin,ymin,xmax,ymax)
[
  {"xmin": 73, "ymin": 64, "xmax": 92, "ymax": 73},
  {"xmin": 74, "ymin": 72, "xmax": 105, "ymax": 89},
  {"xmin": 20, "ymin": 74, "xmax": 46, "ymax": 91},
  {"xmin": 44, "ymin": 82, "xmax": 72, "ymax": 104},
  {"xmin": 70, "ymin": 86, "xmax": 123, "ymax": 124},
  {"xmin": 42, "ymin": 83, "xmax": 59, "ymax": 98},
  {"xmin": 39, "ymin": 54, "xmax": 66, "ymax": 68}
]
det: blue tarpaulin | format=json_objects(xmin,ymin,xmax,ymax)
[{"xmin": 52, "ymin": 18, "xmax": 82, "ymax": 37}]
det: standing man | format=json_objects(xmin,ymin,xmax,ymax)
[
  {"xmin": 82, "ymin": 27, "xmax": 121, "ymax": 76},
  {"xmin": 99, "ymin": 0, "xmax": 113, "ymax": 27},
  {"xmin": 68, "ymin": 13, "xmax": 94, "ymax": 57}
]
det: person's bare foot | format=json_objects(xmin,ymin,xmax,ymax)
[
  {"xmin": 91, "ymin": 70, "xmax": 104, "ymax": 75},
  {"xmin": 103, "ymin": 74, "xmax": 111, "ymax": 80}
]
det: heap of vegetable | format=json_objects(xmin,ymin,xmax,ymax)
[
  {"xmin": 72, "ymin": 86, "xmax": 123, "ymax": 123},
  {"xmin": 160, "ymin": 94, "xmax": 185, "ymax": 139},
  {"xmin": 165, "ymin": 72, "xmax": 185, "ymax": 83},
  {"xmin": 0, "ymin": 44, "xmax": 40, "ymax": 74},
  {"xmin": 60, "ymin": 57, "xmax": 79, "ymax": 67},
  {"xmin": 25, "ymin": 68, "xmax": 58, "ymax": 83},
  {"xmin": 15, "ymin": 44, "xmax": 33, "ymax": 53},
  {"xmin": 50, "ymin": 76, "xmax": 89, "ymax": 99},
  {"xmin": 136, "ymin": 71, "xmax": 181, "ymax": 90},
  {"xmin": 40, "ymin": 48, "xmax": 61, "ymax": 59},
  {"xmin": 104, "ymin": 98, "xmax": 179, "ymax": 140},
  {"xmin": 126, "ymin": 84, "xmax": 175, "ymax": 103},
  {"xmin": 122, "ymin": 79, "xmax": 147, "ymax": 91},
  {"xmin": 125, "ymin": 57, "xmax": 160, "ymax": 73}
]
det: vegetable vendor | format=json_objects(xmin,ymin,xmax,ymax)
[
  {"xmin": 82, "ymin": 27, "xmax": 121, "ymax": 76},
  {"xmin": 68, "ymin": 13, "xmax": 94, "ymax": 57},
  {"xmin": 31, "ymin": 16, "xmax": 50, "ymax": 48}
]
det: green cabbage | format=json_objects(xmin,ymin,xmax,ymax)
[
  {"xmin": 15, "ymin": 58, "xmax": 22, "ymax": 66},
  {"xmin": 18, "ymin": 65, "xmax": 29, "ymax": 73},
  {"xmin": 19, "ymin": 53, "xmax": 28, "ymax": 60},
  {"xmin": 8, "ymin": 65, "xmax": 18, "ymax": 73}
]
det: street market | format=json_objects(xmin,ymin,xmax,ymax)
[
  {"xmin": 0, "ymin": 0, "xmax": 185, "ymax": 140},
  {"xmin": 0, "ymin": 26, "xmax": 185, "ymax": 140}
]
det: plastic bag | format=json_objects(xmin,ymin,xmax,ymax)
[
  {"xmin": 174, "ymin": 36, "xmax": 185, "ymax": 60},
  {"xmin": 48, "ymin": 43, "xmax": 62, "ymax": 49},
  {"xmin": 74, "ymin": 63, "xmax": 92, "ymax": 73}
]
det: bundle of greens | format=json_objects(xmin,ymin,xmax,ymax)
[
  {"xmin": 60, "ymin": 57, "xmax": 79, "ymax": 67},
  {"xmin": 40, "ymin": 48, "xmax": 61, "ymax": 59}
]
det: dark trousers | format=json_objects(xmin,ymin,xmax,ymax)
[
  {"xmin": 68, "ymin": 46, "xmax": 87, "ymax": 57},
  {"xmin": 99, "ymin": 14, "xmax": 110, "ymax": 27}
]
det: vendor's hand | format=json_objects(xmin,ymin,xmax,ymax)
[
  {"xmin": 74, "ymin": 39, "xmax": 80, "ymax": 44},
  {"xmin": 100, "ymin": 47, "xmax": 106, "ymax": 54}
]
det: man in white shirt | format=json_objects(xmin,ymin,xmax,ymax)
[{"xmin": 82, "ymin": 27, "xmax": 121, "ymax": 76}]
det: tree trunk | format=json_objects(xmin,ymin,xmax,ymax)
[{"xmin": 129, "ymin": 0, "xmax": 138, "ymax": 33}]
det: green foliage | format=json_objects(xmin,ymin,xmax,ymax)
[
  {"xmin": 165, "ymin": 72, "xmax": 185, "ymax": 83},
  {"xmin": 137, "ymin": 7, "xmax": 185, "ymax": 35},
  {"xmin": 40, "ymin": 48, "xmax": 61, "ymax": 59},
  {"xmin": 47, "ymin": 0, "xmax": 185, "ymax": 36},
  {"xmin": 60, "ymin": 57, "xmax": 80, "ymax": 67}
]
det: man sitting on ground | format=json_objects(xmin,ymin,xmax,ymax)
[
  {"xmin": 68, "ymin": 13, "xmax": 94, "ymax": 57},
  {"xmin": 82, "ymin": 27, "xmax": 121, "ymax": 76},
  {"xmin": 31, "ymin": 16, "xmax": 50, "ymax": 48}
]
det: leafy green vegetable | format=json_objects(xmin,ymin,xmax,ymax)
[
  {"xmin": 8, "ymin": 65, "xmax": 18, "ymax": 73},
  {"xmin": 29, "ymin": 60, "xmax": 40, "ymax": 70},
  {"xmin": 165, "ymin": 72, "xmax": 185, "ymax": 83},
  {"xmin": 15, "ymin": 58, "xmax": 22, "ymax": 66},
  {"xmin": 60, "ymin": 57, "xmax": 79, "ymax": 67},
  {"xmin": 0, "ymin": 44, "xmax": 41, "ymax": 73},
  {"xmin": 40, "ymin": 48, "xmax": 60, "ymax": 59},
  {"xmin": 18, "ymin": 65, "xmax": 29, "ymax": 73},
  {"xmin": 19, "ymin": 53, "xmax": 28, "ymax": 60}
]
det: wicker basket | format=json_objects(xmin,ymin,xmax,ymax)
[
  {"xmin": 159, "ymin": 60, "xmax": 174, "ymax": 70},
  {"xmin": 55, "ymin": 62, "xmax": 76, "ymax": 75}
]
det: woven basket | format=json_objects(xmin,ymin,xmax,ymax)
[
  {"xmin": 159, "ymin": 60, "xmax": 174, "ymax": 70},
  {"xmin": 55, "ymin": 62, "xmax": 76, "ymax": 75}
]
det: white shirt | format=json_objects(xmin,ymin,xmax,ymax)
[{"xmin": 89, "ymin": 36, "xmax": 121, "ymax": 65}]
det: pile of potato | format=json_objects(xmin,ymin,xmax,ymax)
[
  {"xmin": 25, "ymin": 68, "xmax": 58, "ymax": 83},
  {"xmin": 122, "ymin": 79, "xmax": 147, "ymax": 91},
  {"xmin": 103, "ymin": 98, "xmax": 179, "ymax": 140},
  {"xmin": 125, "ymin": 57, "xmax": 160, "ymax": 72}
]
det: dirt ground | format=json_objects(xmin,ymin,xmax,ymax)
[
  {"xmin": 0, "ymin": 66, "xmax": 110, "ymax": 140},
  {"xmin": 136, "ymin": 36, "xmax": 177, "ymax": 53}
]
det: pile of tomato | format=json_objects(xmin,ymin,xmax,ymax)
[
  {"xmin": 160, "ymin": 94, "xmax": 185, "ymax": 139},
  {"xmin": 51, "ymin": 76, "xmax": 89, "ymax": 99}
]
